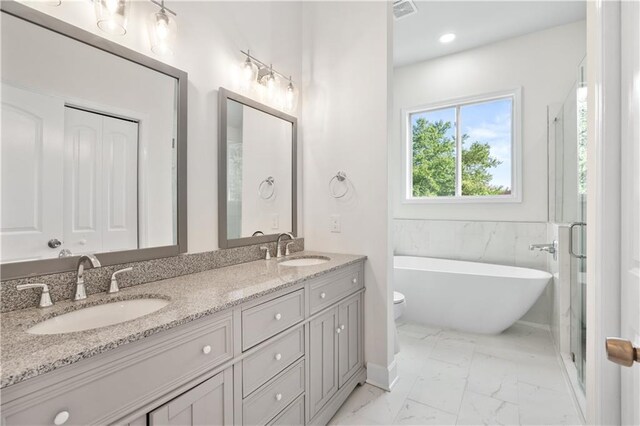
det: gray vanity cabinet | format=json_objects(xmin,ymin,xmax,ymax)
[
  {"xmin": 149, "ymin": 367, "xmax": 233, "ymax": 426},
  {"xmin": 309, "ymin": 292, "xmax": 364, "ymax": 421},
  {"xmin": 308, "ymin": 307, "xmax": 340, "ymax": 418},
  {"xmin": 1, "ymin": 260, "xmax": 366, "ymax": 426},
  {"xmin": 338, "ymin": 294, "xmax": 363, "ymax": 388}
]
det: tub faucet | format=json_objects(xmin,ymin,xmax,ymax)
[
  {"xmin": 74, "ymin": 254, "xmax": 101, "ymax": 301},
  {"xmin": 276, "ymin": 232, "xmax": 294, "ymax": 258},
  {"xmin": 529, "ymin": 241, "xmax": 558, "ymax": 261}
]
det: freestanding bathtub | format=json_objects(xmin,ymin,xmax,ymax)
[{"xmin": 394, "ymin": 256, "xmax": 552, "ymax": 334}]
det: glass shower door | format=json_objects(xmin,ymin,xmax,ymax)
[
  {"xmin": 553, "ymin": 57, "xmax": 587, "ymax": 390},
  {"xmin": 569, "ymin": 60, "xmax": 588, "ymax": 389}
]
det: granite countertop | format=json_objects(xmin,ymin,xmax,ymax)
[{"xmin": 0, "ymin": 251, "xmax": 365, "ymax": 389}]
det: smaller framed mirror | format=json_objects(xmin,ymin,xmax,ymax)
[{"xmin": 218, "ymin": 88, "xmax": 297, "ymax": 248}]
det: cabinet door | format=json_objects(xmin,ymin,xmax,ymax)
[
  {"xmin": 338, "ymin": 294, "xmax": 363, "ymax": 387},
  {"xmin": 308, "ymin": 307, "xmax": 339, "ymax": 419},
  {"xmin": 149, "ymin": 368, "xmax": 233, "ymax": 426}
]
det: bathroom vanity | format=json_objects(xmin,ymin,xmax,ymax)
[{"xmin": 0, "ymin": 253, "xmax": 366, "ymax": 426}]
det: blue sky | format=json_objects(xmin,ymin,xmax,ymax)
[{"xmin": 411, "ymin": 98, "xmax": 513, "ymax": 190}]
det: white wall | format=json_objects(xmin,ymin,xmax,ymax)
[
  {"xmin": 301, "ymin": 1, "xmax": 395, "ymax": 389},
  {"xmin": 392, "ymin": 20, "xmax": 586, "ymax": 222},
  {"xmin": 16, "ymin": 0, "xmax": 304, "ymax": 253}
]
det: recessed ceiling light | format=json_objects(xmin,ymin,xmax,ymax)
[{"xmin": 439, "ymin": 33, "xmax": 456, "ymax": 44}]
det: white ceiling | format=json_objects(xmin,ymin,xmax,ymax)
[{"xmin": 394, "ymin": 1, "xmax": 586, "ymax": 67}]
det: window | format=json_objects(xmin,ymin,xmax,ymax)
[{"xmin": 404, "ymin": 89, "xmax": 521, "ymax": 202}]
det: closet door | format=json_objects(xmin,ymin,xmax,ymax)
[
  {"xmin": 0, "ymin": 84, "xmax": 64, "ymax": 262},
  {"xmin": 149, "ymin": 368, "xmax": 233, "ymax": 426},
  {"xmin": 101, "ymin": 114, "xmax": 138, "ymax": 252},
  {"xmin": 64, "ymin": 107, "xmax": 138, "ymax": 255}
]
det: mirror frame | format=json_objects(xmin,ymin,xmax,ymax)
[
  {"xmin": 0, "ymin": 1, "xmax": 188, "ymax": 280},
  {"xmin": 218, "ymin": 88, "xmax": 297, "ymax": 249}
]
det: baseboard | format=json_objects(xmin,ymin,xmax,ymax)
[
  {"xmin": 516, "ymin": 320, "xmax": 551, "ymax": 331},
  {"xmin": 365, "ymin": 360, "xmax": 398, "ymax": 391}
]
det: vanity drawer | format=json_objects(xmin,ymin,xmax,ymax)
[
  {"xmin": 309, "ymin": 265, "xmax": 362, "ymax": 314},
  {"xmin": 267, "ymin": 395, "xmax": 305, "ymax": 426},
  {"xmin": 2, "ymin": 314, "xmax": 233, "ymax": 426},
  {"xmin": 243, "ymin": 327, "xmax": 304, "ymax": 397},
  {"xmin": 242, "ymin": 290, "xmax": 304, "ymax": 350},
  {"xmin": 243, "ymin": 360, "xmax": 305, "ymax": 426}
]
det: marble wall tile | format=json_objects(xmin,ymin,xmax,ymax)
[
  {"xmin": 0, "ymin": 239, "xmax": 304, "ymax": 313},
  {"xmin": 393, "ymin": 219, "xmax": 553, "ymax": 325}
]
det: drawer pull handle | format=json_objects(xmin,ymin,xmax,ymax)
[
  {"xmin": 320, "ymin": 292, "xmax": 326, "ymax": 299},
  {"xmin": 275, "ymin": 393, "xmax": 283, "ymax": 401},
  {"xmin": 352, "ymin": 278, "xmax": 357, "ymax": 284},
  {"xmin": 54, "ymin": 411, "xmax": 70, "ymax": 426},
  {"xmin": 274, "ymin": 313, "xmax": 282, "ymax": 321},
  {"xmin": 202, "ymin": 345, "xmax": 212, "ymax": 355},
  {"xmin": 336, "ymin": 327, "xmax": 341, "ymax": 334},
  {"xmin": 275, "ymin": 353, "xmax": 282, "ymax": 361},
  {"xmin": 341, "ymin": 324, "xmax": 345, "ymax": 330}
]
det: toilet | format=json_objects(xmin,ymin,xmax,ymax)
[
  {"xmin": 393, "ymin": 291, "xmax": 406, "ymax": 320},
  {"xmin": 393, "ymin": 291, "xmax": 406, "ymax": 354}
]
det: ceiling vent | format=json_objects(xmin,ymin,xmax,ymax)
[{"xmin": 393, "ymin": 0, "xmax": 418, "ymax": 20}]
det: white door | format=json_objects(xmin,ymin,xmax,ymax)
[
  {"xmin": 64, "ymin": 108, "xmax": 138, "ymax": 256},
  {"xmin": 0, "ymin": 84, "xmax": 64, "ymax": 262},
  {"xmin": 618, "ymin": 1, "xmax": 640, "ymax": 423}
]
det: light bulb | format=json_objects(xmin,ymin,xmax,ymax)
[
  {"xmin": 266, "ymin": 72, "xmax": 276, "ymax": 90},
  {"xmin": 106, "ymin": 0, "xmax": 118, "ymax": 14},
  {"xmin": 156, "ymin": 14, "xmax": 169, "ymax": 40}
]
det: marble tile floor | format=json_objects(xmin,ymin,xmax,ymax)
[{"xmin": 329, "ymin": 322, "xmax": 582, "ymax": 426}]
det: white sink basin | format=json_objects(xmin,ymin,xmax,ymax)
[
  {"xmin": 279, "ymin": 256, "xmax": 330, "ymax": 267},
  {"xmin": 27, "ymin": 298, "xmax": 169, "ymax": 335}
]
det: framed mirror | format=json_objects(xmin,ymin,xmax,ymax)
[
  {"xmin": 218, "ymin": 88, "xmax": 297, "ymax": 248},
  {"xmin": 0, "ymin": 1, "xmax": 187, "ymax": 279}
]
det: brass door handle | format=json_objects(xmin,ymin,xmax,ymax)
[{"xmin": 606, "ymin": 338, "xmax": 639, "ymax": 367}]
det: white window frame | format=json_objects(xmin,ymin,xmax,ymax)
[{"xmin": 402, "ymin": 88, "xmax": 522, "ymax": 204}]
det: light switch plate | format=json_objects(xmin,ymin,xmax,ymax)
[{"xmin": 330, "ymin": 215, "xmax": 341, "ymax": 233}]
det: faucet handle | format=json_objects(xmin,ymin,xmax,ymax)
[
  {"xmin": 109, "ymin": 267, "xmax": 133, "ymax": 294},
  {"xmin": 17, "ymin": 283, "xmax": 53, "ymax": 308},
  {"xmin": 285, "ymin": 242, "xmax": 293, "ymax": 256},
  {"xmin": 260, "ymin": 246, "xmax": 271, "ymax": 260}
]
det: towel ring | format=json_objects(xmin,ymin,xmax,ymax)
[
  {"xmin": 329, "ymin": 171, "xmax": 348, "ymax": 198},
  {"xmin": 258, "ymin": 176, "xmax": 275, "ymax": 199}
]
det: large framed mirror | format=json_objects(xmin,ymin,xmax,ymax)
[
  {"xmin": 0, "ymin": 1, "xmax": 187, "ymax": 279},
  {"xmin": 218, "ymin": 88, "xmax": 297, "ymax": 248}
]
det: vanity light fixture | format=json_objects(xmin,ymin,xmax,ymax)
[
  {"xmin": 94, "ymin": 0, "xmax": 131, "ymax": 36},
  {"xmin": 148, "ymin": 0, "xmax": 177, "ymax": 56},
  {"xmin": 439, "ymin": 33, "xmax": 456, "ymax": 43},
  {"xmin": 239, "ymin": 50, "xmax": 297, "ymax": 112}
]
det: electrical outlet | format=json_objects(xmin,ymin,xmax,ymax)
[
  {"xmin": 271, "ymin": 214, "xmax": 279, "ymax": 230},
  {"xmin": 330, "ymin": 214, "xmax": 341, "ymax": 233}
]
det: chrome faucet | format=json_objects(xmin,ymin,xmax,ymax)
[
  {"xmin": 276, "ymin": 232, "xmax": 294, "ymax": 258},
  {"xmin": 74, "ymin": 254, "xmax": 101, "ymax": 301},
  {"xmin": 529, "ymin": 241, "xmax": 558, "ymax": 261}
]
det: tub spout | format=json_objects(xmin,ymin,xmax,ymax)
[{"xmin": 529, "ymin": 241, "xmax": 558, "ymax": 260}]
